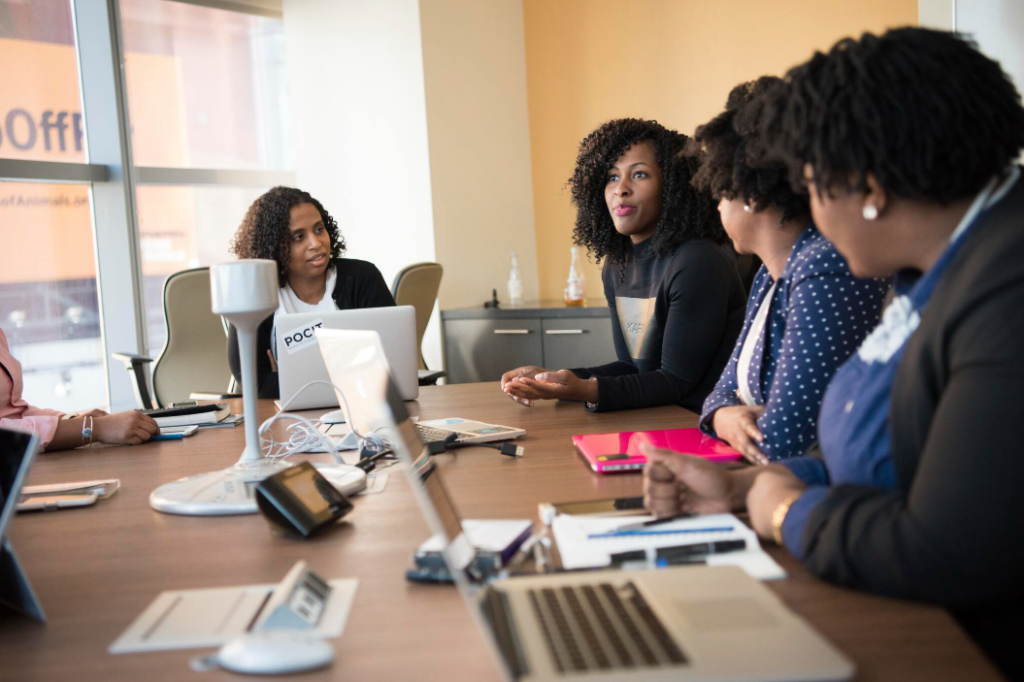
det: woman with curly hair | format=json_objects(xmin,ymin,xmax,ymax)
[
  {"xmin": 502, "ymin": 119, "xmax": 746, "ymax": 412},
  {"xmin": 642, "ymin": 28, "xmax": 1024, "ymax": 677},
  {"xmin": 226, "ymin": 186, "xmax": 394, "ymax": 398},
  {"xmin": 691, "ymin": 77, "xmax": 888, "ymax": 464}
]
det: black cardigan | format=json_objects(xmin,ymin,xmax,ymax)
[
  {"xmin": 227, "ymin": 258, "xmax": 395, "ymax": 399},
  {"xmin": 799, "ymin": 178, "xmax": 1024, "ymax": 679},
  {"xmin": 571, "ymin": 238, "xmax": 746, "ymax": 412}
]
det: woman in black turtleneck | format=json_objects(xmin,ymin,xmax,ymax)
[{"xmin": 502, "ymin": 119, "xmax": 745, "ymax": 412}]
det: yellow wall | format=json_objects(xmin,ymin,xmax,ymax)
[{"xmin": 523, "ymin": 0, "xmax": 918, "ymax": 301}]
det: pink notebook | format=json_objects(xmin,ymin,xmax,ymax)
[{"xmin": 572, "ymin": 428, "xmax": 742, "ymax": 473}]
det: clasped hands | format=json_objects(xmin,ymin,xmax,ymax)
[
  {"xmin": 501, "ymin": 366, "xmax": 598, "ymax": 406},
  {"xmin": 642, "ymin": 443, "xmax": 807, "ymax": 543}
]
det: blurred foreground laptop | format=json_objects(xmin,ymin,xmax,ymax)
[
  {"xmin": 329, "ymin": 345, "xmax": 855, "ymax": 681},
  {"xmin": 275, "ymin": 306, "xmax": 418, "ymax": 410},
  {"xmin": 0, "ymin": 428, "xmax": 46, "ymax": 621},
  {"xmin": 315, "ymin": 328, "xmax": 523, "ymax": 445}
]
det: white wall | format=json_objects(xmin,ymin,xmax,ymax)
[
  {"xmin": 955, "ymin": 0, "xmax": 1024, "ymax": 100},
  {"xmin": 282, "ymin": 0, "xmax": 442, "ymax": 369},
  {"xmin": 419, "ymin": 0, "xmax": 540, "ymax": 309}
]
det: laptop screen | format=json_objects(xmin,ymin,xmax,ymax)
[{"xmin": 0, "ymin": 428, "xmax": 39, "ymax": 543}]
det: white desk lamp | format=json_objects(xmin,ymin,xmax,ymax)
[{"xmin": 149, "ymin": 260, "xmax": 294, "ymax": 515}]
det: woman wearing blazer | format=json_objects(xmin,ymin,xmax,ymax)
[{"xmin": 643, "ymin": 28, "xmax": 1024, "ymax": 677}]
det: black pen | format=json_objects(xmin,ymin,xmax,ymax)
[
  {"xmin": 609, "ymin": 539, "xmax": 747, "ymax": 566},
  {"xmin": 614, "ymin": 512, "xmax": 694, "ymax": 533}
]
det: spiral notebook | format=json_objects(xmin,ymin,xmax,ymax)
[{"xmin": 551, "ymin": 512, "xmax": 785, "ymax": 580}]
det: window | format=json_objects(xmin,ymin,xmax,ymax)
[
  {"xmin": 0, "ymin": 0, "xmax": 104, "ymax": 412},
  {"xmin": 119, "ymin": 0, "xmax": 294, "ymax": 358}
]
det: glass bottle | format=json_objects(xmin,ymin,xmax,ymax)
[
  {"xmin": 507, "ymin": 251, "xmax": 524, "ymax": 307},
  {"xmin": 563, "ymin": 246, "xmax": 585, "ymax": 307}
]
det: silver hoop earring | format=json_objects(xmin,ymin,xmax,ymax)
[{"xmin": 862, "ymin": 205, "xmax": 879, "ymax": 221}]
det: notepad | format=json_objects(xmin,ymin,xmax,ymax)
[{"xmin": 552, "ymin": 513, "xmax": 785, "ymax": 580}]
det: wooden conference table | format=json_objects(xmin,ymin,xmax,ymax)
[{"xmin": 0, "ymin": 383, "xmax": 1003, "ymax": 682}]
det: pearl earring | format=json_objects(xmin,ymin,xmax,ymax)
[
  {"xmin": 743, "ymin": 204, "xmax": 752, "ymax": 213},
  {"xmin": 862, "ymin": 205, "xmax": 879, "ymax": 221}
]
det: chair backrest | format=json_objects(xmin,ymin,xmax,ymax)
[
  {"xmin": 151, "ymin": 267, "xmax": 235, "ymax": 406},
  {"xmin": 391, "ymin": 262, "xmax": 443, "ymax": 371}
]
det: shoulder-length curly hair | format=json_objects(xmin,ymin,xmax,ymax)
[
  {"xmin": 568, "ymin": 118, "xmax": 724, "ymax": 266},
  {"xmin": 230, "ymin": 186, "xmax": 346, "ymax": 287},
  {"xmin": 690, "ymin": 77, "xmax": 810, "ymax": 223}
]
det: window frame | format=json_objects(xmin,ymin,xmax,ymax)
[{"xmin": 1, "ymin": 0, "xmax": 294, "ymax": 410}]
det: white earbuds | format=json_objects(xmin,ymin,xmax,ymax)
[
  {"xmin": 743, "ymin": 204, "xmax": 752, "ymax": 213},
  {"xmin": 862, "ymin": 205, "xmax": 879, "ymax": 221}
]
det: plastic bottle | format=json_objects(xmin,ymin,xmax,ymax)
[
  {"xmin": 563, "ymin": 247, "xmax": 586, "ymax": 307},
  {"xmin": 507, "ymin": 251, "xmax": 524, "ymax": 307}
]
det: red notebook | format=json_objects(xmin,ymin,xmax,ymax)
[{"xmin": 572, "ymin": 428, "xmax": 742, "ymax": 473}]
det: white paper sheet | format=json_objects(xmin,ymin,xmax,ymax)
[
  {"xmin": 109, "ymin": 578, "xmax": 358, "ymax": 654},
  {"xmin": 552, "ymin": 513, "xmax": 785, "ymax": 580}
]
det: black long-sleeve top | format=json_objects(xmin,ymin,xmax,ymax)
[
  {"xmin": 796, "ymin": 178, "xmax": 1024, "ymax": 679},
  {"xmin": 227, "ymin": 258, "xmax": 395, "ymax": 399},
  {"xmin": 572, "ymin": 237, "xmax": 746, "ymax": 412}
]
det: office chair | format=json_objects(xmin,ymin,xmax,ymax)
[
  {"xmin": 390, "ymin": 262, "xmax": 445, "ymax": 386},
  {"xmin": 113, "ymin": 267, "xmax": 240, "ymax": 409}
]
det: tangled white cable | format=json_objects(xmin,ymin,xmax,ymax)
[{"xmin": 257, "ymin": 380, "xmax": 389, "ymax": 462}]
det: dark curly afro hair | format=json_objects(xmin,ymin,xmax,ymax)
[
  {"xmin": 690, "ymin": 76, "xmax": 809, "ymax": 224},
  {"xmin": 230, "ymin": 186, "xmax": 346, "ymax": 287},
  {"xmin": 762, "ymin": 27, "xmax": 1024, "ymax": 203},
  {"xmin": 569, "ymin": 118, "xmax": 724, "ymax": 267}
]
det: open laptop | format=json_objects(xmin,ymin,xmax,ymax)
[
  {"xmin": 362, "ymin": 381, "xmax": 854, "ymax": 681},
  {"xmin": 0, "ymin": 428, "xmax": 46, "ymax": 622},
  {"xmin": 315, "ymin": 328, "xmax": 524, "ymax": 445},
  {"xmin": 275, "ymin": 306, "xmax": 419, "ymax": 411}
]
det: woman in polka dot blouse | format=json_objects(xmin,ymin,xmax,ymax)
[{"xmin": 689, "ymin": 77, "xmax": 888, "ymax": 464}]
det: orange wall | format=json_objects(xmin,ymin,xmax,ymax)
[{"xmin": 523, "ymin": 0, "xmax": 918, "ymax": 300}]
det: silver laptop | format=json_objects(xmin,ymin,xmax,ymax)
[
  {"xmin": 0, "ymin": 428, "xmax": 46, "ymax": 622},
  {"xmin": 315, "ymin": 328, "xmax": 524, "ymax": 445},
  {"xmin": 364, "ymin": 386, "xmax": 855, "ymax": 681},
  {"xmin": 275, "ymin": 306, "xmax": 419, "ymax": 410}
]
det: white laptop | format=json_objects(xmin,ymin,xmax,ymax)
[
  {"xmin": 360, "ymin": 380, "xmax": 855, "ymax": 681},
  {"xmin": 274, "ymin": 306, "xmax": 419, "ymax": 410},
  {"xmin": 315, "ymin": 328, "xmax": 524, "ymax": 445}
]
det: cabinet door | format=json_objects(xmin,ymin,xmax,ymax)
[
  {"xmin": 443, "ymin": 318, "xmax": 543, "ymax": 384},
  {"xmin": 541, "ymin": 317, "xmax": 617, "ymax": 370}
]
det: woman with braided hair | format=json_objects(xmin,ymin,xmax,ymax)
[
  {"xmin": 502, "ymin": 119, "xmax": 746, "ymax": 412},
  {"xmin": 226, "ymin": 186, "xmax": 394, "ymax": 398}
]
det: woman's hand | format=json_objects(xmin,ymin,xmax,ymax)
[
  {"xmin": 93, "ymin": 411, "xmax": 160, "ymax": 446},
  {"xmin": 502, "ymin": 369, "xmax": 596, "ymax": 406},
  {"xmin": 500, "ymin": 365, "xmax": 547, "ymax": 406},
  {"xmin": 78, "ymin": 408, "xmax": 110, "ymax": 417},
  {"xmin": 746, "ymin": 467, "xmax": 808, "ymax": 542},
  {"xmin": 641, "ymin": 444, "xmax": 744, "ymax": 516},
  {"xmin": 267, "ymin": 349, "xmax": 278, "ymax": 373},
  {"xmin": 711, "ymin": 405, "xmax": 769, "ymax": 465}
]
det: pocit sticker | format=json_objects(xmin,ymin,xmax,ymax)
[{"xmin": 281, "ymin": 318, "xmax": 325, "ymax": 355}]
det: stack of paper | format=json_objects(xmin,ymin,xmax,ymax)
[{"xmin": 551, "ymin": 513, "xmax": 785, "ymax": 581}]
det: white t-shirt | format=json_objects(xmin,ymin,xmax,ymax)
[{"xmin": 270, "ymin": 266, "xmax": 339, "ymax": 359}]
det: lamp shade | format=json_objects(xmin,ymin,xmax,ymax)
[{"xmin": 210, "ymin": 260, "xmax": 278, "ymax": 319}]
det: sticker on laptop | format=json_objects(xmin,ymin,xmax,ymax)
[
  {"xmin": 468, "ymin": 427, "xmax": 514, "ymax": 435},
  {"xmin": 281, "ymin": 318, "xmax": 324, "ymax": 355}
]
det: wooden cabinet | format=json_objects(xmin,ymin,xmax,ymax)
[{"xmin": 441, "ymin": 302, "xmax": 616, "ymax": 384}]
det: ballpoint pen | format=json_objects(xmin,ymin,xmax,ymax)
[
  {"xmin": 615, "ymin": 512, "xmax": 694, "ymax": 532},
  {"xmin": 587, "ymin": 525, "xmax": 735, "ymax": 540}
]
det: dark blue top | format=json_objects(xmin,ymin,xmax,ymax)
[{"xmin": 700, "ymin": 224, "xmax": 888, "ymax": 460}]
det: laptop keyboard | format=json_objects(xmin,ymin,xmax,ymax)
[
  {"xmin": 414, "ymin": 424, "xmax": 460, "ymax": 444},
  {"xmin": 526, "ymin": 582, "xmax": 687, "ymax": 674}
]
